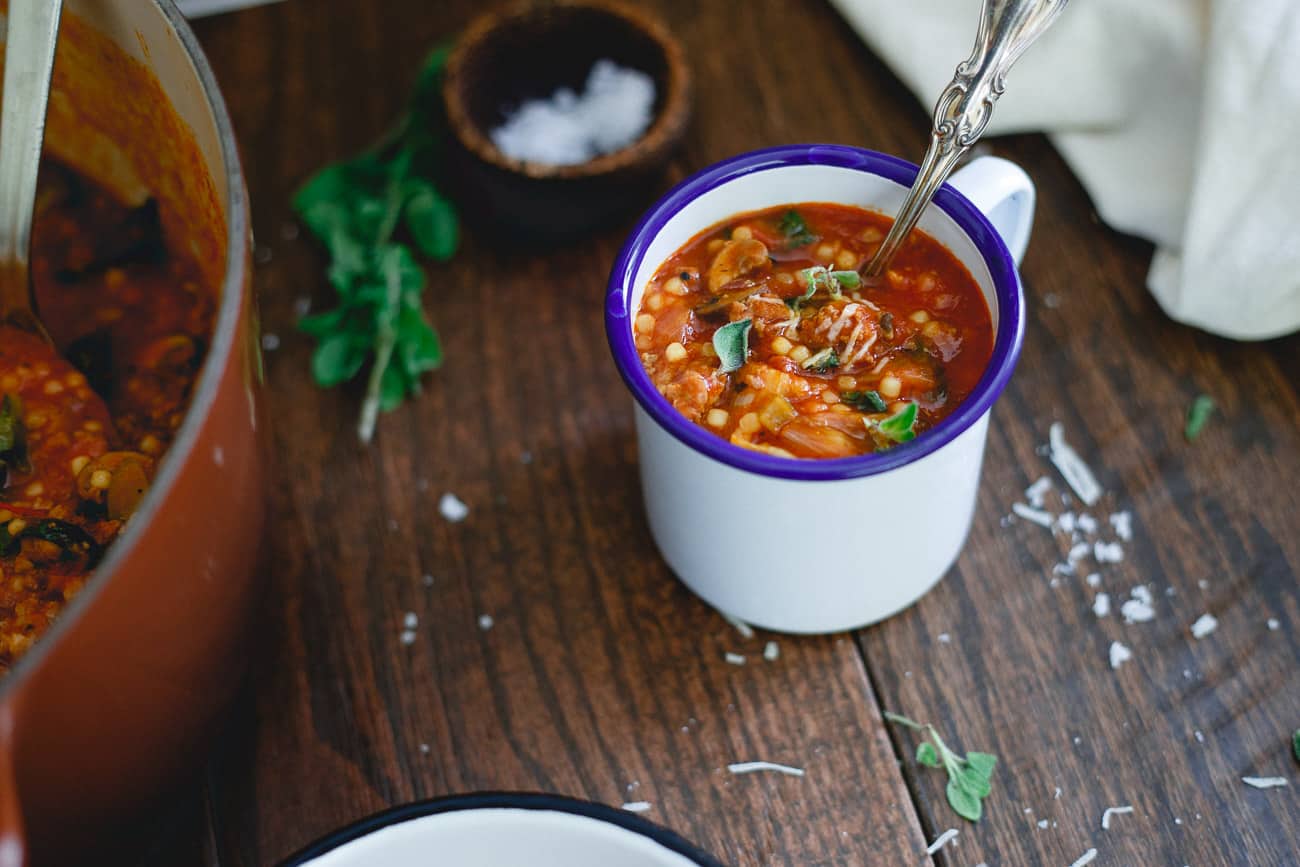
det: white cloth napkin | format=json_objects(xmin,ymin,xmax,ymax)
[{"xmin": 830, "ymin": 0, "xmax": 1300, "ymax": 340}]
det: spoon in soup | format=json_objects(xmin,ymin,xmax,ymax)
[
  {"xmin": 0, "ymin": 0, "xmax": 64, "ymax": 340},
  {"xmin": 861, "ymin": 0, "xmax": 1069, "ymax": 281}
]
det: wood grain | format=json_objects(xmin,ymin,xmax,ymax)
[{"xmin": 152, "ymin": 1, "xmax": 1300, "ymax": 865}]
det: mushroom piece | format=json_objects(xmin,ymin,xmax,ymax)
[
  {"xmin": 707, "ymin": 238, "xmax": 770, "ymax": 296},
  {"xmin": 76, "ymin": 451, "xmax": 154, "ymax": 520}
]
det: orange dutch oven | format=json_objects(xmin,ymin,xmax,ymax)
[{"xmin": 0, "ymin": 1, "xmax": 264, "ymax": 863}]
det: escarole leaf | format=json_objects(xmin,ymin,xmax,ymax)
[
  {"xmin": 0, "ymin": 394, "xmax": 28, "ymax": 475},
  {"xmin": 712, "ymin": 319, "xmax": 753, "ymax": 374},
  {"xmin": 877, "ymin": 401, "xmax": 919, "ymax": 443},
  {"xmin": 778, "ymin": 209, "xmax": 818, "ymax": 248},
  {"xmin": 842, "ymin": 390, "xmax": 887, "ymax": 413}
]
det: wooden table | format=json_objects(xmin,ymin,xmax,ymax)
[{"xmin": 147, "ymin": 1, "xmax": 1300, "ymax": 864}]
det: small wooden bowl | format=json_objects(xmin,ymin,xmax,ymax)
[{"xmin": 442, "ymin": 0, "xmax": 691, "ymax": 242}]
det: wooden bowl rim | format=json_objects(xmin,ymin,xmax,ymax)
[{"xmin": 442, "ymin": 0, "xmax": 691, "ymax": 181}]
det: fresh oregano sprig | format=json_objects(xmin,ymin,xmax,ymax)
[
  {"xmin": 294, "ymin": 45, "xmax": 459, "ymax": 442},
  {"xmin": 885, "ymin": 711, "xmax": 998, "ymax": 822}
]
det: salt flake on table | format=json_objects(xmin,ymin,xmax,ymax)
[
  {"xmin": 1190, "ymin": 613, "xmax": 1218, "ymax": 638},
  {"xmin": 1093, "ymin": 593, "xmax": 1111, "ymax": 618},
  {"xmin": 1049, "ymin": 422, "xmax": 1103, "ymax": 506},
  {"xmin": 491, "ymin": 59, "xmax": 656, "ymax": 166},
  {"xmin": 1012, "ymin": 502, "xmax": 1054, "ymax": 528},
  {"xmin": 1242, "ymin": 777, "xmax": 1288, "ymax": 789},
  {"xmin": 1101, "ymin": 805, "xmax": 1134, "ymax": 829},
  {"xmin": 439, "ymin": 492, "xmax": 470, "ymax": 523},
  {"xmin": 1109, "ymin": 641, "xmax": 1133, "ymax": 670}
]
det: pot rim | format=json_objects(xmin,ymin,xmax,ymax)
[
  {"xmin": 604, "ymin": 143, "xmax": 1024, "ymax": 482},
  {"xmin": 277, "ymin": 791, "xmax": 727, "ymax": 867},
  {"xmin": 2, "ymin": 0, "xmax": 250, "ymax": 694}
]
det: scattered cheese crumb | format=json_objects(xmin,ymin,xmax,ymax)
[
  {"xmin": 1057, "ymin": 511, "xmax": 1077, "ymax": 534},
  {"xmin": 1086, "ymin": 572, "xmax": 1102, "ymax": 588},
  {"xmin": 1036, "ymin": 819, "xmax": 1049, "ymax": 829},
  {"xmin": 1049, "ymin": 422, "xmax": 1103, "ymax": 506},
  {"xmin": 1109, "ymin": 641, "xmax": 1133, "ymax": 670},
  {"xmin": 293, "ymin": 295, "xmax": 312, "ymax": 317},
  {"xmin": 1093, "ymin": 593, "xmax": 1111, "ymax": 618},
  {"xmin": 399, "ymin": 629, "xmax": 416, "ymax": 645},
  {"xmin": 723, "ymin": 613, "xmax": 754, "ymax": 639},
  {"xmin": 1190, "ymin": 613, "xmax": 1218, "ymax": 639},
  {"xmin": 260, "ymin": 332, "xmax": 280, "ymax": 351},
  {"xmin": 422, "ymin": 573, "xmax": 435, "ymax": 587},
  {"xmin": 1241, "ymin": 777, "xmax": 1288, "ymax": 789},
  {"xmin": 1095, "ymin": 540, "xmax": 1124, "ymax": 563},
  {"xmin": 1132, "ymin": 585, "xmax": 1153, "ymax": 605},
  {"xmin": 478, "ymin": 614, "xmax": 494, "ymax": 630},
  {"xmin": 1068, "ymin": 542, "xmax": 1091, "ymax": 563},
  {"xmin": 1054, "ymin": 786, "xmax": 1063, "ymax": 799},
  {"xmin": 403, "ymin": 611, "xmax": 418, "ymax": 629},
  {"xmin": 937, "ymin": 632, "xmax": 952, "ymax": 644},
  {"xmin": 439, "ymin": 492, "xmax": 470, "ymax": 522},
  {"xmin": 1121, "ymin": 596, "xmax": 1155, "ymax": 624},
  {"xmin": 1197, "ymin": 579, "xmax": 1210, "ymax": 590},
  {"xmin": 419, "ymin": 743, "xmax": 430, "ymax": 754},
  {"xmin": 1025, "ymin": 476, "xmax": 1053, "ymax": 508},
  {"xmin": 1267, "ymin": 618, "xmax": 1280, "ymax": 631},
  {"xmin": 925, "ymin": 828, "xmax": 959, "ymax": 855},
  {"xmin": 763, "ymin": 641, "xmax": 780, "ymax": 661},
  {"xmin": 1068, "ymin": 849, "xmax": 1098, "ymax": 867},
  {"xmin": 1013, "ymin": 502, "xmax": 1054, "ymax": 528},
  {"xmin": 1109, "ymin": 510, "xmax": 1133, "ymax": 541},
  {"xmin": 724, "ymin": 652, "xmax": 746, "ymax": 666},
  {"xmin": 727, "ymin": 761, "xmax": 805, "ymax": 777},
  {"xmin": 1101, "ymin": 805, "xmax": 1134, "ymax": 829},
  {"xmin": 621, "ymin": 801, "xmax": 652, "ymax": 813},
  {"xmin": 1077, "ymin": 513, "xmax": 1098, "ymax": 535}
]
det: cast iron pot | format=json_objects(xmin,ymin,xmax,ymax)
[{"xmin": 0, "ymin": 1, "xmax": 263, "ymax": 863}]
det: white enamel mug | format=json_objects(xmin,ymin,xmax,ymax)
[
  {"xmin": 605, "ymin": 145, "xmax": 1031, "ymax": 634},
  {"xmin": 281, "ymin": 793, "xmax": 724, "ymax": 867}
]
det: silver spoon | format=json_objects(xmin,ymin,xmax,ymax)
[
  {"xmin": 0, "ymin": 0, "xmax": 65, "ymax": 340},
  {"xmin": 862, "ymin": 0, "xmax": 1069, "ymax": 280}
]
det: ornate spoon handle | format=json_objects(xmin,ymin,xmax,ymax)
[{"xmin": 862, "ymin": 0, "xmax": 1069, "ymax": 279}]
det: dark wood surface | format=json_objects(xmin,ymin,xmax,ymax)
[{"xmin": 153, "ymin": 1, "xmax": 1300, "ymax": 864}]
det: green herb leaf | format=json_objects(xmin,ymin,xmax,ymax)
[
  {"xmin": 0, "ymin": 393, "xmax": 28, "ymax": 475},
  {"xmin": 830, "ymin": 270, "xmax": 861, "ymax": 290},
  {"xmin": 965, "ymin": 752, "xmax": 998, "ymax": 779},
  {"xmin": 955, "ymin": 763, "xmax": 993, "ymax": 798},
  {"xmin": 778, "ymin": 210, "xmax": 818, "ymax": 248},
  {"xmin": 885, "ymin": 712, "xmax": 997, "ymax": 824},
  {"xmin": 916, "ymin": 742, "xmax": 941, "ymax": 768},
  {"xmin": 801, "ymin": 347, "xmax": 839, "ymax": 373},
  {"xmin": 842, "ymin": 390, "xmax": 887, "ymax": 413},
  {"xmin": 946, "ymin": 778, "xmax": 983, "ymax": 822},
  {"xmin": 713, "ymin": 319, "xmax": 753, "ymax": 374},
  {"xmin": 883, "ymin": 711, "xmax": 924, "ymax": 731},
  {"xmin": 877, "ymin": 401, "xmax": 919, "ymax": 443},
  {"xmin": 294, "ymin": 43, "xmax": 458, "ymax": 443},
  {"xmin": 1185, "ymin": 394, "xmax": 1215, "ymax": 441}
]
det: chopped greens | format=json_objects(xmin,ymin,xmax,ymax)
[
  {"xmin": 778, "ymin": 210, "xmax": 818, "ymax": 248},
  {"xmin": 294, "ymin": 44, "xmax": 459, "ymax": 442},
  {"xmin": 876, "ymin": 400, "xmax": 919, "ymax": 443},
  {"xmin": 800, "ymin": 347, "xmax": 839, "ymax": 373},
  {"xmin": 713, "ymin": 319, "xmax": 753, "ymax": 374},
  {"xmin": 842, "ymin": 390, "xmax": 887, "ymax": 413},
  {"xmin": 0, "ymin": 394, "xmax": 28, "ymax": 478},
  {"xmin": 885, "ymin": 711, "xmax": 997, "ymax": 823},
  {"xmin": 1184, "ymin": 394, "xmax": 1215, "ymax": 442},
  {"xmin": 798, "ymin": 266, "xmax": 862, "ymax": 302}
]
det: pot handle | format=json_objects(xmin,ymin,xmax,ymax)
[
  {"xmin": 947, "ymin": 156, "xmax": 1035, "ymax": 267},
  {"xmin": 0, "ymin": 708, "xmax": 25, "ymax": 867}
]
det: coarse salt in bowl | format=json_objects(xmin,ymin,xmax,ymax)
[{"xmin": 606, "ymin": 144, "xmax": 1033, "ymax": 633}]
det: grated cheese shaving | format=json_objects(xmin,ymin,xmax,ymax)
[
  {"xmin": 924, "ymin": 828, "xmax": 959, "ymax": 855},
  {"xmin": 1100, "ymin": 805, "xmax": 1133, "ymax": 829},
  {"xmin": 1121, "ymin": 597, "xmax": 1155, "ymax": 624},
  {"xmin": 722, "ymin": 613, "xmax": 754, "ymax": 639},
  {"xmin": 1012, "ymin": 502, "xmax": 1054, "ymax": 528},
  {"xmin": 1068, "ymin": 848, "xmax": 1098, "ymax": 867},
  {"xmin": 1242, "ymin": 776, "xmax": 1288, "ymax": 789},
  {"xmin": 1109, "ymin": 641, "xmax": 1132, "ymax": 670},
  {"xmin": 1049, "ymin": 422, "xmax": 1102, "ymax": 506},
  {"xmin": 1025, "ymin": 476, "xmax": 1053, "ymax": 508},
  {"xmin": 727, "ymin": 761, "xmax": 805, "ymax": 777},
  {"xmin": 724, "ymin": 652, "xmax": 746, "ymax": 666},
  {"xmin": 1093, "ymin": 593, "xmax": 1111, "ymax": 618},
  {"xmin": 621, "ymin": 801, "xmax": 652, "ymax": 813},
  {"xmin": 763, "ymin": 641, "xmax": 780, "ymax": 661},
  {"xmin": 1190, "ymin": 613, "xmax": 1218, "ymax": 639}
]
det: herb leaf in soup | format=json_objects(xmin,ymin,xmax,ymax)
[
  {"xmin": 842, "ymin": 390, "xmax": 887, "ymax": 413},
  {"xmin": 877, "ymin": 401, "xmax": 919, "ymax": 443},
  {"xmin": 830, "ymin": 270, "xmax": 861, "ymax": 290},
  {"xmin": 778, "ymin": 209, "xmax": 818, "ymax": 248},
  {"xmin": 713, "ymin": 318, "xmax": 753, "ymax": 374},
  {"xmin": 801, "ymin": 347, "xmax": 839, "ymax": 373},
  {"xmin": 0, "ymin": 394, "xmax": 28, "ymax": 476}
]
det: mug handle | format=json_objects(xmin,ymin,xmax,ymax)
[{"xmin": 947, "ymin": 156, "xmax": 1035, "ymax": 267}]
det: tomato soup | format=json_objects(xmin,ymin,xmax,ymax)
[{"xmin": 634, "ymin": 203, "xmax": 993, "ymax": 459}]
